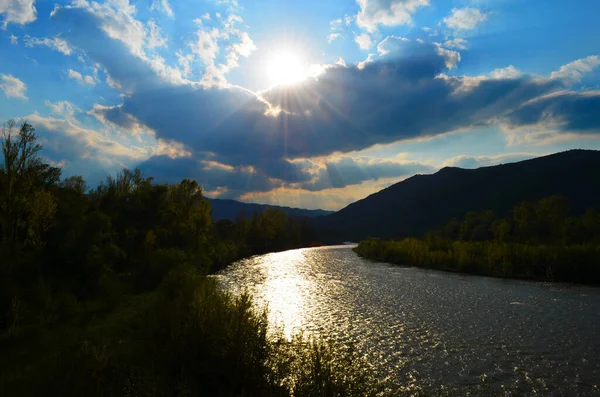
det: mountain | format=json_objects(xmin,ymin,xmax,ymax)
[
  {"xmin": 206, "ymin": 198, "xmax": 334, "ymax": 221},
  {"xmin": 314, "ymin": 150, "xmax": 600, "ymax": 242}
]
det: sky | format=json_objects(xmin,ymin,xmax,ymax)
[{"xmin": 0, "ymin": 0, "xmax": 599, "ymax": 211}]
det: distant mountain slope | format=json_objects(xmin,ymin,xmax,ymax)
[
  {"xmin": 206, "ymin": 198, "xmax": 333, "ymax": 221},
  {"xmin": 314, "ymin": 150, "xmax": 600, "ymax": 241}
]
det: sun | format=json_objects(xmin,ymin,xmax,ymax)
[{"xmin": 266, "ymin": 50, "xmax": 306, "ymax": 87}]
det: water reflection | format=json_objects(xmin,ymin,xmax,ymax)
[
  {"xmin": 260, "ymin": 249, "xmax": 311, "ymax": 338},
  {"xmin": 217, "ymin": 245, "xmax": 600, "ymax": 395}
]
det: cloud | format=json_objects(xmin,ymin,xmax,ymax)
[
  {"xmin": 44, "ymin": 100, "xmax": 81, "ymax": 118},
  {"xmin": 67, "ymin": 69, "xmax": 96, "ymax": 85},
  {"xmin": 146, "ymin": 19, "xmax": 167, "ymax": 49},
  {"xmin": 434, "ymin": 43, "xmax": 461, "ymax": 69},
  {"xmin": 550, "ymin": 55, "xmax": 600, "ymax": 83},
  {"xmin": 444, "ymin": 8, "xmax": 489, "ymax": 31},
  {"xmin": 150, "ymin": 0, "xmax": 173, "ymax": 17},
  {"xmin": 356, "ymin": 0, "xmax": 430, "ymax": 32},
  {"xmin": 357, "ymin": 53, "xmax": 375, "ymax": 69},
  {"xmin": 489, "ymin": 65, "xmax": 522, "ymax": 79},
  {"xmin": 137, "ymin": 156, "xmax": 283, "ymax": 198},
  {"xmin": 442, "ymin": 152, "xmax": 539, "ymax": 169},
  {"xmin": 22, "ymin": 114, "xmax": 150, "ymax": 181},
  {"xmin": 179, "ymin": 8, "xmax": 255, "ymax": 86},
  {"xmin": 24, "ymin": 35, "xmax": 73, "ymax": 55},
  {"xmin": 355, "ymin": 33, "xmax": 373, "ymax": 50},
  {"xmin": 54, "ymin": 15, "xmax": 575, "ymax": 166},
  {"xmin": 505, "ymin": 90, "xmax": 600, "ymax": 133},
  {"xmin": 376, "ymin": 35, "xmax": 408, "ymax": 55},
  {"xmin": 44, "ymin": 6, "xmax": 600, "ymax": 200},
  {"xmin": 0, "ymin": 0, "xmax": 36, "ymax": 27},
  {"xmin": 88, "ymin": 103, "xmax": 149, "ymax": 135},
  {"xmin": 9, "ymin": 34, "xmax": 17, "ymax": 44},
  {"xmin": 330, "ymin": 18, "xmax": 342, "ymax": 30},
  {"xmin": 0, "ymin": 74, "xmax": 27, "ymax": 99},
  {"xmin": 328, "ymin": 33, "xmax": 342, "ymax": 43},
  {"xmin": 444, "ymin": 37, "xmax": 468, "ymax": 50},
  {"xmin": 296, "ymin": 157, "xmax": 434, "ymax": 191}
]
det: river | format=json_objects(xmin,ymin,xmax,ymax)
[{"xmin": 215, "ymin": 245, "xmax": 600, "ymax": 396}]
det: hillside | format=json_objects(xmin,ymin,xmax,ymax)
[
  {"xmin": 206, "ymin": 198, "xmax": 333, "ymax": 221},
  {"xmin": 314, "ymin": 150, "xmax": 600, "ymax": 242}
]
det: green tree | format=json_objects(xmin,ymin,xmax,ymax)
[{"xmin": 0, "ymin": 121, "xmax": 60, "ymax": 244}]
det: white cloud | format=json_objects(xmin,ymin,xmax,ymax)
[
  {"xmin": 67, "ymin": 68, "xmax": 96, "ymax": 85},
  {"xmin": 184, "ymin": 13, "xmax": 256, "ymax": 86},
  {"xmin": 434, "ymin": 43, "xmax": 461, "ymax": 69},
  {"xmin": 68, "ymin": 69, "xmax": 83, "ymax": 82},
  {"xmin": 0, "ymin": 0, "xmax": 36, "ymax": 27},
  {"xmin": 0, "ymin": 74, "xmax": 27, "ymax": 99},
  {"xmin": 84, "ymin": 75, "xmax": 97, "ymax": 85},
  {"xmin": 377, "ymin": 35, "xmax": 409, "ymax": 55},
  {"xmin": 231, "ymin": 31, "xmax": 256, "ymax": 57},
  {"xmin": 444, "ymin": 8, "xmax": 489, "ymax": 31},
  {"xmin": 9, "ymin": 34, "xmax": 17, "ymax": 44},
  {"xmin": 24, "ymin": 35, "xmax": 73, "ymax": 55},
  {"xmin": 44, "ymin": 100, "xmax": 80, "ymax": 118},
  {"xmin": 330, "ymin": 18, "xmax": 342, "ymax": 30},
  {"xmin": 355, "ymin": 33, "xmax": 373, "ymax": 50},
  {"xmin": 146, "ymin": 19, "xmax": 167, "ymax": 49},
  {"xmin": 89, "ymin": 0, "xmax": 146, "ymax": 57},
  {"xmin": 150, "ymin": 0, "xmax": 173, "ymax": 17},
  {"xmin": 550, "ymin": 55, "xmax": 600, "ymax": 83},
  {"xmin": 328, "ymin": 33, "xmax": 342, "ymax": 43},
  {"xmin": 357, "ymin": 53, "xmax": 375, "ymax": 69},
  {"xmin": 28, "ymin": 113, "xmax": 150, "ymax": 163},
  {"xmin": 444, "ymin": 37, "xmax": 468, "ymax": 50},
  {"xmin": 490, "ymin": 65, "xmax": 522, "ymax": 79},
  {"xmin": 442, "ymin": 152, "xmax": 539, "ymax": 169},
  {"xmin": 356, "ymin": 0, "xmax": 429, "ymax": 32},
  {"xmin": 335, "ymin": 57, "xmax": 347, "ymax": 67}
]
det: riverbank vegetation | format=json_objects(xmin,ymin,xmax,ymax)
[
  {"xmin": 355, "ymin": 196, "xmax": 600, "ymax": 284},
  {"xmin": 0, "ymin": 121, "xmax": 381, "ymax": 395}
]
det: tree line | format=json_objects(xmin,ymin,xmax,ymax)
[
  {"xmin": 0, "ymin": 122, "xmax": 383, "ymax": 396},
  {"xmin": 354, "ymin": 195, "xmax": 600, "ymax": 283}
]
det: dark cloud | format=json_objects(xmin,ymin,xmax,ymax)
[
  {"xmin": 506, "ymin": 91, "xmax": 600, "ymax": 132},
  {"xmin": 48, "ymin": 7, "xmax": 600, "ymax": 198},
  {"xmin": 136, "ymin": 155, "xmax": 281, "ymax": 198}
]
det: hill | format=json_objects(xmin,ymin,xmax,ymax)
[
  {"xmin": 206, "ymin": 198, "xmax": 333, "ymax": 221},
  {"xmin": 314, "ymin": 150, "xmax": 600, "ymax": 242}
]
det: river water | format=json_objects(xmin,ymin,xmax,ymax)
[{"xmin": 215, "ymin": 245, "xmax": 600, "ymax": 396}]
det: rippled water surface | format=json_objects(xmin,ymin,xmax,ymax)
[{"xmin": 216, "ymin": 245, "xmax": 600, "ymax": 396}]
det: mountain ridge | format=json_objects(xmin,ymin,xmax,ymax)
[
  {"xmin": 206, "ymin": 198, "xmax": 334, "ymax": 221},
  {"xmin": 314, "ymin": 149, "xmax": 600, "ymax": 242}
]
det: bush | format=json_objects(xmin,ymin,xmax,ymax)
[{"xmin": 355, "ymin": 238, "xmax": 600, "ymax": 284}]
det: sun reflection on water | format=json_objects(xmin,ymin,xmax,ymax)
[{"xmin": 260, "ymin": 249, "xmax": 311, "ymax": 339}]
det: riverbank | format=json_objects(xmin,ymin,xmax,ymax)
[
  {"xmin": 1, "ymin": 262, "xmax": 385, "ymax": 396},
  {"xmin": 354, "ymin": 238, "xmax": 600, "ymax": 284}
]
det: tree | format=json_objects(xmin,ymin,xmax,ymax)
[{"xmin": 0, "ymin": 121, "xmax": 60, "ymax": 245}]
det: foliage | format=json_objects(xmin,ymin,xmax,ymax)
[
  {"xmin": 355, "ymin": 196, "xmax": 600, "ymax": 284},
  {"xmin": 0, "ymin": 122, "xmax": 376, "ymax": 396}
]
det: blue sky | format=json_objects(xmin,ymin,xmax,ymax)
[{"xmin": 0, "ymin": 0, "xmax": 599, "ymax": 210}]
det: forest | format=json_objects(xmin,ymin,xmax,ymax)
[
  {"xmin": 0, "ymin": 122, "xmax": 382, "ymax": 396},
  {"xmin": 354, "ymin": 195, "xmax": 600, "ymax": 283}
]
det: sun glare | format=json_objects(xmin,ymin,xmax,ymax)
[{"xmin": 266, "ymin": 50, "xmax": 306, "ymax": 87}]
